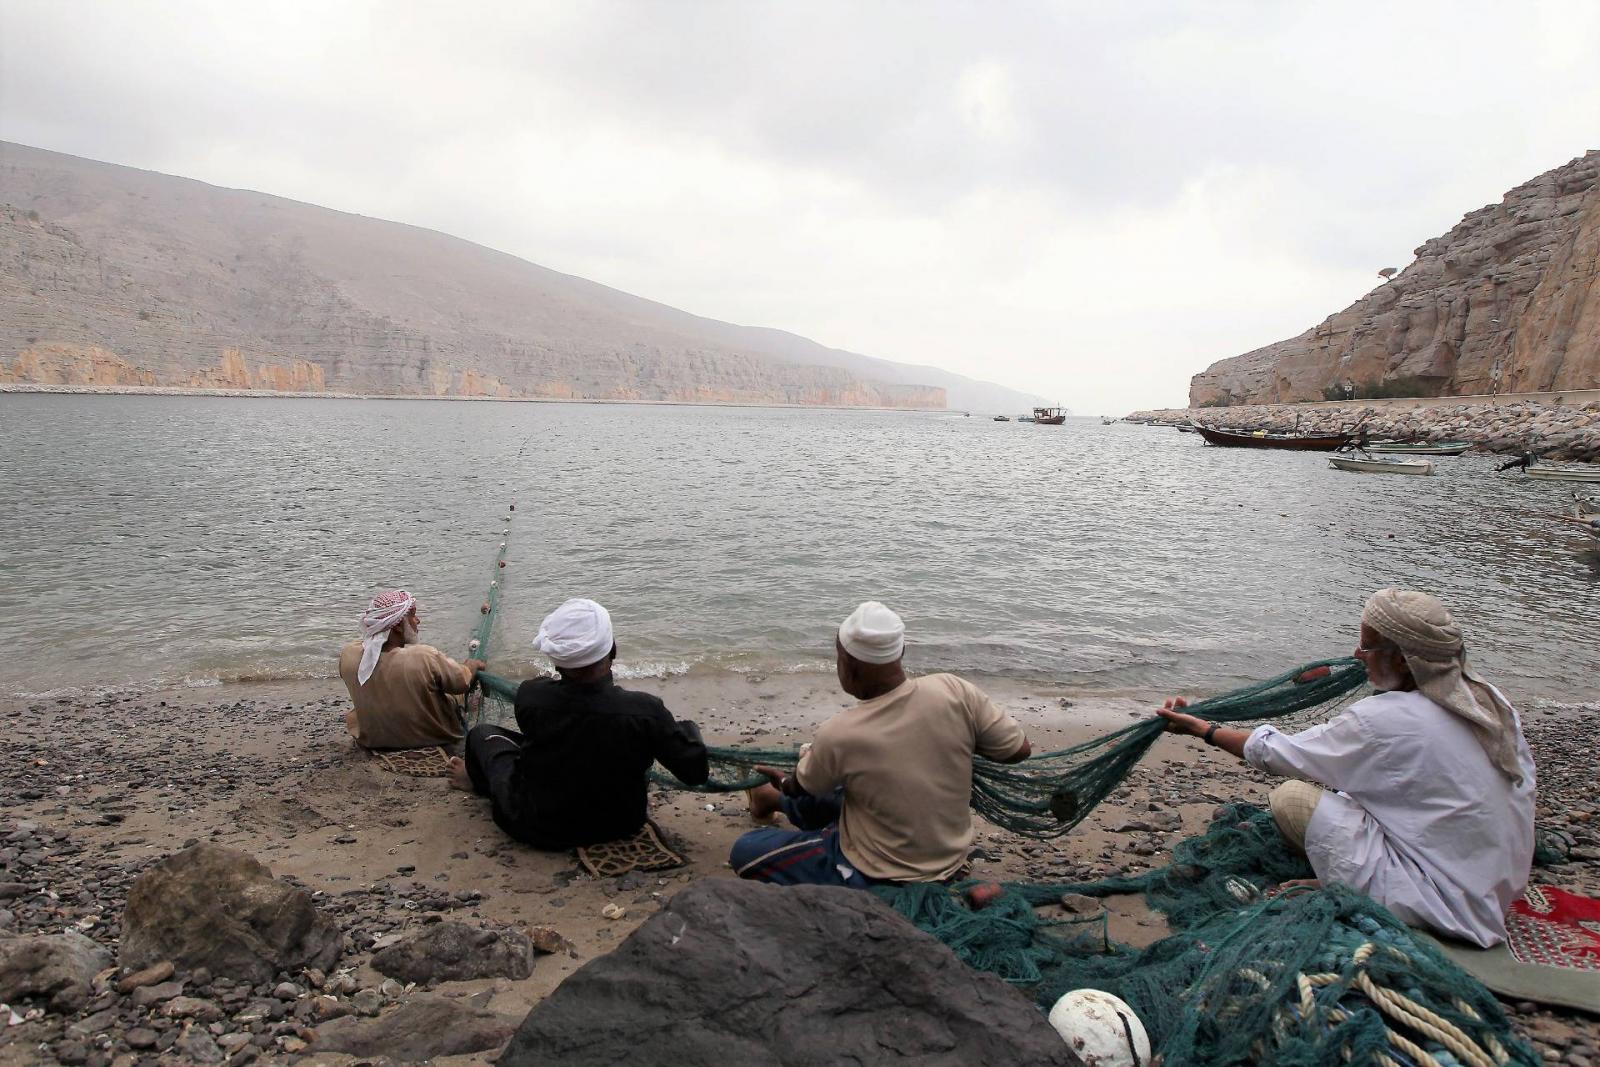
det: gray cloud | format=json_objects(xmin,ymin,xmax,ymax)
[{"xmin": 2, "ymin": 0, "xmax": 1597, "ymax": 411}]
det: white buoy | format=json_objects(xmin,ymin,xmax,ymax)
[
  {"xmin": 1047, "ymin": 990, "xmax": 1151, "ymax": 1067},
  {"xmin": 468, "ymin": 639, "xmax": 480, "ymax": 651}
]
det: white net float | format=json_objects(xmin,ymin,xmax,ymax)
[{"xmin": 1047, "ymin": 989, "xmax": 1151, "ymax": 1067}]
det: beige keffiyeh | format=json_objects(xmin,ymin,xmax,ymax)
[{"xmin": 1362, "ymin": 588, "xmax": 1523, "ymax": 782}]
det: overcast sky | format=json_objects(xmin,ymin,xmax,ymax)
[{"xmin": 3, "ymin": 2, "xmax": 1597, "ymax": 411}]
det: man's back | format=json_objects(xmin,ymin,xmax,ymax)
[
  {"xmin": 1247, "ymin": 688, "xmax": 1535, "ymax": 944},
  {"xmin": 510, "ymin": 676, "xmax": 707, "ymax": 849},
  {"xmin": 796, "ymin": 673, "xmax": 1025, "ymax": 882},
  {"xmin": 338, "ymin": 640, "xmax": 470, "ymax": 749}
]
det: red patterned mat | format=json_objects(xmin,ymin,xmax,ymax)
[{"xmin": 1507, "ymin": 885, "xmax": 1600, "ymax": 971}]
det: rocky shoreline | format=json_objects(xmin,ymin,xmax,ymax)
[
  {"xmin": 1, "ymin": 677, "xmax": 1596, "ymax": 1065},
  {"xmin": 1128, "ymin": 397, "xmax": 1600, "ymax": 462}
]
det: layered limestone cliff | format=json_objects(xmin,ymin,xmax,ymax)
[
  {"xmin": 0, "ymin": 143, "xmax": 1013, "ymax": 410},
  {"xmin": 1191, "ymin": 151, "xmax": 1600, "ymax": 406}
]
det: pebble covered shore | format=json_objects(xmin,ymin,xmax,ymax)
[
  {"xmin": 0, "ymin": 681, "xmax": 1595, "ymax": 1065},
  {"xmin": 1129, "ymin": 398, "xmax": 1600, "ymax": 462}
]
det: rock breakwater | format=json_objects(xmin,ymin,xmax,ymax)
[{"xmin": 1129, "ymin": 397, "xmax": 1600, "ymax": 462}]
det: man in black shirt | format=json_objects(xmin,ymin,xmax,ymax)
[{"xmin": 447, "ymin": 598, "xmax": 709, "ymax": 849}]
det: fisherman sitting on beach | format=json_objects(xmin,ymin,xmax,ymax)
[
  {"xmin": 729, "ymin": 601, "xmax": 1032, "ymax": 887},
  {"xmin": 339, "ymin": 589, "xmax": 485, "ymax": 750},
  {"xmin": 1158, "ymin": 588, "xmax": 1535, "ymax": 948},
  {"xmin": 446, "ymin": 598, "xmax": 710, "ymax": 849}
]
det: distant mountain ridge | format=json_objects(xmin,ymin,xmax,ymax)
[
  {"xmin": 0, "ymin": 142, "xmax": 1041, "ymax": 411},
  {"xmin": 1190, "ymin": 150, "xmax": 1600, "ymax": 406}
]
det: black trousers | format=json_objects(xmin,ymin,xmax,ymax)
[{"xmin": 464, "ymin": 723, "xmax": 537, "ymax": 842}]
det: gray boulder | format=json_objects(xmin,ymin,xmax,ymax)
[
  {"xmin": 501, "ymin": 879, "xmax": 1080, "ymax": 1066},
  {"xmin": 312, "ymin": 995, "xmax": 518, "ymax": 1060},
  {"xmin": 121, "ymin": 844, "xmax": 341, "ymax": 984},
  {"xmin": 0, "ymin": 931, "xmax": 111, "ymax": 1013},
  {"xmin": 371, "ymin": 922, "xmax": 535, "ymax": 984}
]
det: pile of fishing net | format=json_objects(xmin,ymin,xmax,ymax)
[
  {"xmin": 878, "ymin": 804, "xmax": 1540, "ymax": 1066},
  {"xmin": 475, "ymin": 655, "xmax": 1369, "ymax": 837}
]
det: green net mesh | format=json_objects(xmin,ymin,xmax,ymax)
[
  {"xmin": 459, "ymin": 519, "xmax": 1545, "ymax": 1064},
  {"xmin": 875, "ymin": 805, "xmax": 1540, "ymax": 1067},
  {"xmin": 471, "ymin": 656, "xmax": 1369, "ymax": 838}
]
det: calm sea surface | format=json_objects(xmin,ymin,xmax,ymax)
[{"xmin": 2, "ymin": 394, "xmax": 1597, "ymax": 704}]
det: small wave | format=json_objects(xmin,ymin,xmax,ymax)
[{"xmin": 612, "ymin": 659, "xmax": 695, "ymax": 680}]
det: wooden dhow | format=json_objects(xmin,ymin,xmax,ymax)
[
  {"xmin": 1195, "ymin": 425, "xmax": 1356, "ymax": 451},
  {"xmin": 1032, "ymin": 406, "xmax": 1068, "ymax": 425}
]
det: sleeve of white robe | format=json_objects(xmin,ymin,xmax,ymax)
[{"xmin": 1242, "ymin": 712, "xmax": 1373, "ymax": 789}]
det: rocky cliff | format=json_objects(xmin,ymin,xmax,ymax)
[
  {"xmin": 1191, "ymin": 151, "xmax": 1600, "ymax": 406},
  {"xmin": 0, "ymin": 143, "xmax": 1038, "ymax": 410}
]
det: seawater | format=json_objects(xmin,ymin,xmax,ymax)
[{"xmin": 1, "ymin": 394, "xmax": 1596, "ymax": 702}]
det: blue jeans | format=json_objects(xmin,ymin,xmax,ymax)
[{"xmin": 728, "ymin": 789, "xmax": 881, "ymax": 888}]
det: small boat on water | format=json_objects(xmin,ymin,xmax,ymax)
[
  {"xmin": 1175, "ymin": 424, "xmax": 1197, "ymax": 434},
  {"xmin": 1195, "ymin": 426, "xmax": 1356, "ymax": 451},
  {"xmin": 1329, "ymin": 454, "xmax": 1435, "ymax": 476},
  {"xmin": 1365, "ymin": 440, "xmax": 1472, "ymax": 456},
  {"xmin": 993, "ymin": 415, "xmax": 1010, "ymax": 422},
  {"xmin": 1100, "ymin": 417, "xmax": 1117, "ymax": 426},
  {"xmin": 1536, "ymin": 492, "xmax": 1600, "ymax": 541},
  {"xmin": 1497, "ymin": 453, "xmax": 1600, "ymax": 482},
  {"xmin": 1527, "ymin": 464, "xmax": 1600, "ymax": 483},
  {"xmin": 1032, "ymin": 406, "xmax": 1067, "ymax": 426},
  {"xmin": 1017, "ymin": 415, "xmax": 1036, "ymax": 423}
]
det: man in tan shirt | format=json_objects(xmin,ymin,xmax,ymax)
[
  {"xmin": 730, "ymin": 601, "xmax": 1031, "ymax": 887},
  {"xmin": 338, "ymin": 589, "xmax": 484, "ymax": 750}
]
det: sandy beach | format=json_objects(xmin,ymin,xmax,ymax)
[{"xmin": 1, "ymin": 670, "xmax": 1595, "ymax": 1065}]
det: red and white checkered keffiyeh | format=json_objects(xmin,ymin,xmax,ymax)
[{"xmin": 357, "ymin": 589, "xmax": 416, "ymax": 685}]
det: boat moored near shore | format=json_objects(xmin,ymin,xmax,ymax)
[
  {"xmin": 1365, "ymin": 440, "xmax": 1473, "ymax": 456},
  {"xmin": 1497, "ymin": 453, "xmax": 1600, "ymax": 482},
  {"xmin": 1329, "ymin": 455, "xmax": 1436, "ymax": 476},
  {"xmin": 1195, "ymin": 425, "xmax": 1356, "ymax": 451}
]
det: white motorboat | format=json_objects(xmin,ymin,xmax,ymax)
[
  {"xmin": 1328, "ymin": 455, "xmax": 1435, "ymax": 476},
  {"xmin": 1497, "ymin": 453, "xmax": 1600, "ymax": 482},
  {"xmin": 1538, "ymin": 491, "xmax": 1600, "ymax": 541},
  {"xmin": 1525, "ymin": 463, "xmax": 1600, "ymax": 483},
  {"xmin": 1573, "ymin": 493, "xmax": 1600, "ymax": 539}
]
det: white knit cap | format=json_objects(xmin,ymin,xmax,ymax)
[
  {"xmin": 535, "ymin": 598, "xmax": 615, "ymax": 669},
  {"xmin": 838, "ymin": 601, "xmax": 905, "ymax": 664}
]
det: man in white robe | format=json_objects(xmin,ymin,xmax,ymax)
[{"xmin": 1158, "ymin": 588, "xmax": 1536, "ymax": 948}]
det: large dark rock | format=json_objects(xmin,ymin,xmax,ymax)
[
  {"xmin": 371, "ymin": 922, "xmax": 534, "ymax": 984},
  {"xmin": 312, "ymin": 995, "xmax": 518, "ymax": 1059},
  {"xmin": 502, "ymin": 879, "xmax": 1079, "ymax": 1066},
  {"xmin": 121, "ymin": 844, "xmax": 341, "ymax": 984},
  {"xmin": 0, "ymin": 932, "xmax": 111, "ymax": 1012}
]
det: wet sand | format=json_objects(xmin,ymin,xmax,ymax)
[{"xmin": 1, "ymin": 672, "xmax": 1595, "ymax": 1064}]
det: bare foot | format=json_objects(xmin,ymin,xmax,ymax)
[
  {"xmin": 745, "ymin": 783, "xmax": 781, "ymax": 823},
  {"xmin": 446, "ymin": 756, "xmax": 472, "ymax": 792}
]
